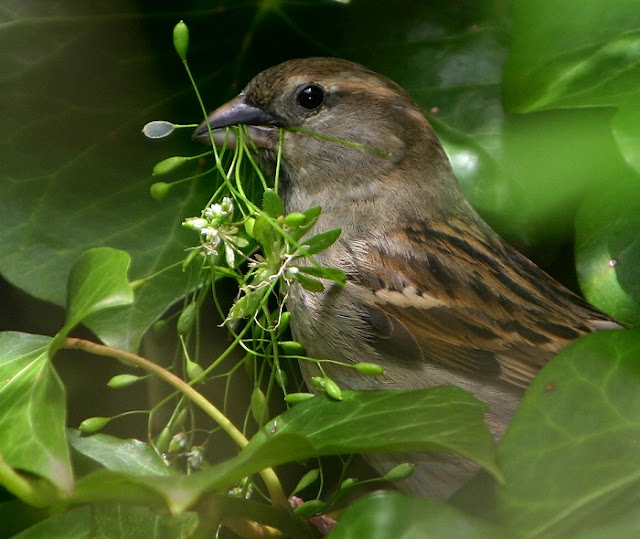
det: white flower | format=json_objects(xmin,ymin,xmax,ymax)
[
  {"xmin": 183, "ymin": 217, "xmax": 208, "ymax": 231},
  {"xmin": 201, "ymin": 227, "xmax": 220, "ymax": 243},
  {"xmin": 204, "ymin": 203, "xmax": 223, "ymax": 220}
]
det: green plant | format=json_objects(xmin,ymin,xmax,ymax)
[{"xmin": 1, "ymin": 2, "xmax": 639, "ymax": 537}]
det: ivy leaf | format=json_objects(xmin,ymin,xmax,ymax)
[
  {"xmin": 74, "ymin": 387, "xmax": 498, "ymax": 513},
  {"xmin": 49, "ymin": 248, "xmax": 133, "ymax": 355},
  {"xmin": 504, "ymin": 1, "xmax": 640, "ymax": 112},
  {"xmin": 575, "ymin": 185, "xmax": 640, "ymax": 326},
  {"xmin": 332, "ymin": 491, "xmax": 503, "ymax": 537},
  {"xmin": 0, "ymin": 332, "xmax": 72, "ymax": 499},
  {"xmin": 493, "ymin": 330, "xmax": 640, "ymax": 536}
]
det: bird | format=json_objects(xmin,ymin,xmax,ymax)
[{"xmin": 192, "ymin": 57, "xmax": 620, "ymax": 499}]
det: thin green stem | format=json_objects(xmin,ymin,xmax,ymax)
[{"xmin": 62, "ymin": 337, "xmax": 287, "ymax": 508}]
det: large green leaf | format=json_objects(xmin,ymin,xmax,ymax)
[
  {"xmin": 504, "ymin": 0, "xmax": 640, "ymax": 112},
  {"xmin": 331, "ymin": 490, "xmax": 503, "ymax": 538},
  {"xmin": 13, "ymin": 505, "xmax": 199, "ymax": 539},
  {"xmin": 74, "ymin": 387, "xmax": 497, "ymax": 513},
  {"xmin": 0, "ymin": 333, "xmax": 72, "ymax": 498},
  {"xmin": 494, "ymin": 330, "xmax": 640, "ymax": 536},
  {"xmin": 575, "ymin": 185, "xmax": 640, "ymax": 326}
]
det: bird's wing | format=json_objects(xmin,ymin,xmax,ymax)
[{"xmin": 345, "ymin": 218, "xmax": 618, "ymax": 389}]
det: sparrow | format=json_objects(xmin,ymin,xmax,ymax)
[{"xmin": 193, "ymin": 58, "xmax": 620, "ymax": 499}]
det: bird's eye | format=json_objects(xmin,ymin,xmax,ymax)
[{"xmin": 296, "ymin": 84, "xmax": 325, "ymax": 110}]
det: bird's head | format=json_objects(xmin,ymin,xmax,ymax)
[{"xmin": 194, "ymin": 57, "xmax": 457, "ymax": 215}]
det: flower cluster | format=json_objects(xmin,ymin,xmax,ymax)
[{"xmin": 183, "ymin": 197, "xmax": 248, "ymax": 268}]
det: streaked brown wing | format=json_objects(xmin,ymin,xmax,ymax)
[{"xmin": 347, "ymin": 218, "xmax": 618, "ymax": 389}]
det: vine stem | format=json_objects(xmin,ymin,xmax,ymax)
[{"xmin": 62, "ymin": 337, "xmax": 287, "ymax": 508}]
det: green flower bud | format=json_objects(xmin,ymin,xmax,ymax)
[
  {"xmin": 168, "ymin": 432, "xmax": 188, "ymax": 453},
  {"xmin": 79, "ymin": 416, "xmax": 110, "ymax": 434},
  {"xmin": 177, "ymin": 302, "xmax": 197, "ymax": 335},
  {"xmin": 293, "ymin": 499, "xmax": 325, "ymax": 518},
  {"xmin": 155, "ymin": 426, "xmax": 172, "ymax": 453},
  {"xmin": 186, "ymin": 358, "xmax": 204, "ymax": 381},
  {"xmin": 277, "ymin": 312, "xmax": 291, "ymax": 337},
  {"xmin": 153, "ymin": 156, "xmax": 188, "ymax": 176},
  {"xmin": 323, "ymin": 377, "xmax": 342, "ymax": 401},
  {"xmin": 354, "ymin": 362, "xmax": 385, "ymax": 376},
  {"xmin": 274, "ymin": 368, "xmax": 288, "ymax": 389},
  {"xmin": 284, "ymin": 212, "xmax": 307, "ymax": 228},
  {"xmin": 251, "ymin": 387, "xmax": 269, "ymax": 426},
  {"xmin": 152, "ymin": 319, "xmax": 168, "ymax": 336},
  {"xmin": 340, "ymin": 477, "xmax": 358, "ymax": 490},
  {"xmin": 383, "ymin": 462, "xmax": 415, "ymax": 482},
  {"xmin": 107, "ymin": 374, "xmax": 143, "ymax": 388},
  {"xmin": 284, "ymin": 392, "xmax": 314, "ymax": 404},
  {"xmin": 311, "ymin": 376, "xmax": 325, "ymax": 391},
  {"xmin": 173, "ymin": 20, "xmax": 189, "ymax": 61},
  {"xmin": 279, "ymin": 340, "xmax": 305, "ymax": 355},
  {"xmin": 150, "ymin": 182, "xmax": 171, "ymax": 201}
]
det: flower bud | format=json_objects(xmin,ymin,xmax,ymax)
[
  {"xmin": 383, "ymin": 462, "xmax": 415, "ymax": 482},
  {"xmin": 284, "ymin": 212, "xmax": 306, "ymax": 228},
  {"xmin": 168, "ymin": 432, "xmax": 188, "ymax": 453},
  {"xmin": 285, "ymin": 392, "xmax": 314, "ymax": 404},
  {"xmin": 293, "ymin": 499, "xmax": 325, "ymax": 518},
  {"xmin": 150, "ymin": 182, "xmax": 171, "ymax": 201},
  {"xmin": 279, "ymin": 340, "xmax": 305, "ymax": 355},
  {"xmin": 186, "ymin": 358, "xmax": 204, "ymax": 381},
  {"xmin": 251, "ymin": 387, "xmax": 269, "ymax": 425},
  {"xmin": 354, "ymin": 362, "xmax": 385, "ymax": 376},
  {"xmin": 177, "ymin": 302, "xmax": 197, "ymax": 335},
  {"xmin": 153, "ymin": 156, "xmax": 188, "ymax": 176},
  {"xmin": 173, "ymin": 20, "xmax": 189, "ymax": 61},
  {"xmin": 107, "ymin": 374, "xmax": 143, "ymax": 388},
  {"xmin": 323, "ymin": 377, "xmax": 342, "ymax": 401},
  {"xmin": 79, "ymin": 416, "xmax": 110, "ymax": 434}
]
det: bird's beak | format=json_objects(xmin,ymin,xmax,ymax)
[{"xmin": 192, "ymin": 93, "xmax": 280, "ymax": 150}]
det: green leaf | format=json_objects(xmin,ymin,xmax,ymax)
[
  {"xmin": 333, "ymin": 491, "xmax": 504, "ymax": 538},
  {"xmin": 297, "ymin": 265, "xmax": 347, "ymax": 284},
  {"xmin": 49, "ymin": 248, "xmax": 134, "ymax": 354},
  {"xmin": 14, "ymin": 505, "xmax": 199, "ymax": 539},
  {"xmin": 251, "ymin": 215, "xmax": 279, "ymax": 257},
  {"xmin": 504, "ymin": 1, "xmax": 640, "ymax": 111},
  {"xmin": 74, "ymin": 387, "xmax": 497, "ymax": 513},
  {"xmin": 68, "ymin": 430, "xmax": 175, "ymax": 477},
  {"xmin": 575, "ymin": 185, "xmax": 640, "ymax": 325},
  {"xmin": 299, "ymin": 228, "xmax": 341, "ymax": 256},
  {"xmin": 66, "ymin": 248, "xmax": 133, "ymax": 321},
  {"xmin": 227, "ymin": 285, "xmax": 270, "ymax": 321},
  {"xmin": 611, "ymin": 94, "xmax": 640, "ymax": 175},
  {"xmin": 291, "ymin": 468, "xmax": 320, "ymax": 495},
  {"xmin": 293, "ymin": 272, "xmax": 324, "ymax": 293},
  {"xmin": 0, "ymin": 332, "xmax": 72, "ymax": 497},
  {"xmin": 493, "ymin": 330, "xmax": 640, "ymax": 536},
  {"xmin": 262, "ymin": 189, "xmax": 284, "ymax": 218}
]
